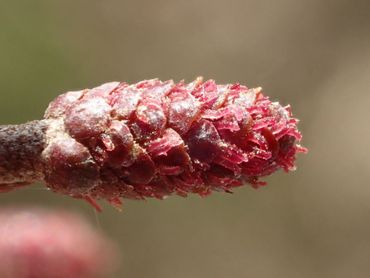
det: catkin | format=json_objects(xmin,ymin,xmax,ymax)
[{"xmin": 41, "ymin": 77, "xmax": 306, "ymax": 210}]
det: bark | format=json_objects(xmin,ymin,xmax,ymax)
[{"xmin": 0, "ymin": 120, "xmax": 48, "ymax": 190}]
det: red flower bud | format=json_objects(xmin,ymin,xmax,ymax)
[
  {"xmin": 0, "ymin": 208, "xmax": 117, "ymax": 278},
  {"xmin": 41, "ymin": 77, "xmax": 306, "ymax": 210}
]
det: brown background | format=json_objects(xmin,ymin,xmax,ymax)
[{"xmin": 1, "ymin": 0, "xmax": 370, "ymax": 277}]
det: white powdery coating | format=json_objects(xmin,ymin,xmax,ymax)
[
  {"xmin": 0, "ymin": 208, "xmax": 118, "ymax": 278},
  {"xmin": 44, "ymin": 90, "xmax": 85, "ymax": 119},
  {"xmin": 65, "ymin": 98, "xmax": 112, "ymax": 140}
]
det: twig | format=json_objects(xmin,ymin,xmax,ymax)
[{"xmin": 0, "ymin": 120, "xmax": 48, "ymax": 191}]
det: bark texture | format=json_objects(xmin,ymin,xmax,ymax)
[{"xmin": 0, "ymin": 120, "xmax": 48, "ymax": 191}]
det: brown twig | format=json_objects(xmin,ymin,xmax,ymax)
[{"xmin": 0, "ymin": 120, "xmax": 48, "ymax": 191}]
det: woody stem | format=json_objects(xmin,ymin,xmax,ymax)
[{"xmin": 0, "ymin": 120, "xmax": 48, "ymax": 189}]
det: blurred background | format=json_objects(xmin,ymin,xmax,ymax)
[{"xmin": 0, "ymin": 0, "xmax": 369, "ymax": 277}]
